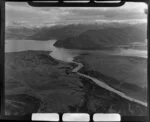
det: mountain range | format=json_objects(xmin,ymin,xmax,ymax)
[
  {"xmin": 54, "ymin": 25, "xmax": 146, "ymax": 50},
  {"xmin": 6, "ymin": 23, "xmax": 147, "ymax": 50}
]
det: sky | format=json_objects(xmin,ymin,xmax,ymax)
[{"xmin": 5, "ymin": 2, "xmax": 148, "ymax": 27}]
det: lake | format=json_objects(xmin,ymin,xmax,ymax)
[{"xmin": 5, "ymin": 39, "xmax": 147, "ymax": 60}]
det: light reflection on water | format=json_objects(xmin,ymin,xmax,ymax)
[
  {"xmin": 5, "ymin": 39, "xmax": 147, "ymax": 62},
  {"xmin": 110, "ymin": 48, "xmax": 147, "ymax": 58}
]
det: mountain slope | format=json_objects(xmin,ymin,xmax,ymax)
[
  {"xmin": 54, "ymin": 25, "xmax": 146, "ymax": 50},
  {"xmin": 6, "ymin": 27, "xmax": 38, "ymax": 40},
  {"xmin": 6, "ymin": 23, "xmax": 147, "ymax": 50},
  {"xmin": 27, "ymin": 24, "xmax": 105, "ymax": 40}
]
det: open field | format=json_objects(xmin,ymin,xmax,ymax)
[{"xmin": 5, "ymin": 51, "xmax": 147, "ymax": 116}]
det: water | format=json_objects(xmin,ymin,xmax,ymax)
[
  {"xmin": 5, "ymin": 40, "xmax": 52, "ymax": 52},
  {"xmin": 112, "ymin": 48, "xmax": 147, "ymax": 58},
  {"xmin": 49, "ymin": 40, "xmax": 80, "ymax": 62},
  {"xmin": 5, "ymin": 40, "xmax": 81, "ymax": 62},
  {"xmin": 5, "ymin": 40, "xmax": 147, "ymax": 59}
]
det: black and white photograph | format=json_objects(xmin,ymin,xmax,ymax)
[{"xmin": 4, "ymin": 1, "xmax": 148, "ymax": 117}]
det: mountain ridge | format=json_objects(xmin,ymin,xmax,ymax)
[
  {"xmin": 6, "ymin": 23, "xmax": 147, "ymax": 50},
  {"xmin": 54, "ymin": 25, "xmax": 146, "ymax": 50}
]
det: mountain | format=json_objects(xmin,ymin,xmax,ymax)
[
  {"xmin": 6, "ymin": 24, "xmax": 100, "ymax": 40},
  {"xmin": 6, "ymin": 22, "xmax": 146, "ymax": 41},
  {"xmin": 27, "ymin": 24, "xmax": 106, "ymax": 40},
  {"xmin": 5, "ymin": 26, "xmax": 39, "ymax": 40},
  {"xmin": 54, "ymin": 24, "xmax": 147, "ymax": 50},
  {"xmin": 6, "ymin": 23, "xmax": 147, "ymax": 50}
]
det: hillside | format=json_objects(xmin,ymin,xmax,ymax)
[
  {"xmin": 54, "ymin": 25, "xmax": 147, "ymax": 50},
  {"xmin": 6, "ymin": 23, "xmax": 147, "ymax": 43},
  {"xmin": 6, "ymin": 24, "xmax": 103, "ymax": 40},
  {"xmin": 5, "ymin": 27, "xmax": 38, "ymax": 40},
  {"xmin": 5, "ymin": 51, "xmax": 147, "ymax": 115}
]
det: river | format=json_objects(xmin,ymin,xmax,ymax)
[{"xmin": 5, "ymin": 39, "xmax": 147, "ymax": 107}]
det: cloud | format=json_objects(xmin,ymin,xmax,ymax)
[
  {"xmin": 6, "ymin": 2, "xmax": 70, "ymax": 26},
  {"xmin": 5, "ymin": 2, "xmax": 147, "ymax": 27}
]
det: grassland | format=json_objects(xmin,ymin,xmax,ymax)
[
  {"xmin": 5, "ymin": 51, "xmax": 84, "ymax": 115},
  {"xmin": 5, "ymin": 51, "xmax": 147, "ymax": 116}
]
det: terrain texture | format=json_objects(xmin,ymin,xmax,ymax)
[{"xmin": 5, "ymin": 51, "xmax": 147, "ymax": 116}]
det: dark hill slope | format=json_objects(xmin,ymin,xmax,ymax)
[
  {"xmin": 54, "ymin": 26, "xmax": 146, "ymax": 50},
  {"xmin": 6, "ymin": 27, "xmax": 37, "ymax": 40},
  {"xmin": 6, "ymin": 23, "xmax": 147, "ymax": 44},
  {"xmin": 27, "ymin": 24, "xmax": 103, "ymax": 40}
]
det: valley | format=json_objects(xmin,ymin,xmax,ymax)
[{"xmin": 5, "ymin": 23, "xmax": 148, "ymax": 116}]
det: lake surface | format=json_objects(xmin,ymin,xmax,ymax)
[
  {"xmin": 112, "ymin": 48, "xmax": 147, "ymax": 58},
  {"xmin": 5, "ymin": 40, "xmax": 147, "ymax": 59}
]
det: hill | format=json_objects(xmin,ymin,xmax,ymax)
[
  {"xmin": 54, "ymin": 25, "xmax": 146, "ymax": 50},
  {"xmin": 6, "ymin": 27, "xmax": 38, "ymax": 40},
  {"xmin": 6, "ymin": 23, "xmax": 147, "ymax": 50}
]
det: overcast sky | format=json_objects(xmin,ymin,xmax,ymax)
[{"xmin": 6, "ymin": 2, "xmax": 147, "ymax": 27}]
